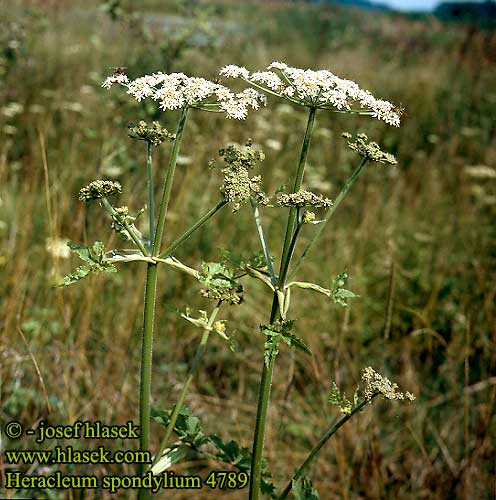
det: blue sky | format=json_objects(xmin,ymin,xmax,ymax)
[
  {"xmin": 370, "ymin": 0, "xmax": 440, "ymax": 10},
  {"xmin": 371, "ymin": 0, "xmax": 487, "ymax": 11}
]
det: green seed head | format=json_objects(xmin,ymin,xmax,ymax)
[
  {"xmin": 217, "ymin": 140, "xmax": 268, "ymax": 212},
  {"xmin": 128, "ymin": 120, "xmax": 175, "ymax": 146},
  {"xmin": 277, "ymin": 190, "xmax": 332, "ymax": 209},
  {"xmin": 343, "ymin": 132, "xmax": 397, "ymax": 165},
  {"xmin": 78, "ymin": 180, "xmax": 122, "ymax": 202}
]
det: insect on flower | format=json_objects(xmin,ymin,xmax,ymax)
[
  {"xmin": 393, "ymin": 103, "xmax": 406, "ymax": 119},
  {"xmin": 110, "ymin": 66, "xmax": 128, "ymax": 76}
]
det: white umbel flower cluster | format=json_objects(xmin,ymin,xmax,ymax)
[
  {"xmin": 102, "ymin": 71, "xmax": 266, "ymax": 120},
  {"xmin": 220, "ymin": 62, "xmax": 401, "ymax": 126}
]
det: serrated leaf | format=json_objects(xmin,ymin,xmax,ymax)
[
  {"xmin": 59, "ymin": 241, "xmax": 117, "ymax": 287},
  {"xmin": 60, "ymin": 265, "xmax": 91, "ymax": 286},
  {"xmin": 331, "ymin": 272, "xmax": 358, "ymax": 307},
  {"xmin": 281, "ymin": 332, "xmax": 312, "ymax": 356},
  {"xmin": 293, "ymin": 477, "xmax": 320, "ymax": 500}
]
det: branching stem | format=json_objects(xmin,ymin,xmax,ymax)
[
  {"xmin": 290, "ymin": 158, "xmax": 369, "ymax": 279},
  {"xmin": 277, "ymin": 396, "xmax": 376, "ymax": 499}
]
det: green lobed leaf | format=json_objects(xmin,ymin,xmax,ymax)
[
  {"xmin": 59, "ymin": 241, "xmax": 117, "ymax": 287},
  {"xmin": 331, "ymin": 272, "xmax": 358, "ymax": 307},
  {"xmin": 293, "ymin": 477, "xmax": 320, "ymax": 500},
  {"xmin": 280, "ymin": 332, "xmax": 312, "ymax": 356}
]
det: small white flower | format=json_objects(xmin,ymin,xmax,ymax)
[
  {"xmin": 220, "ymin": 64, "xmax": 250, "ymax": 79},
  {"xmin": 250, "ymin": 71, "xmax": 284, "ymax": 91},
  {"xmin": 267, "ymin": 61, "xmax": 288, "ymax": 71},
  {"xmin": 102, "ymin": 70, "xmax": 264, "ymax": 120},
  {"xmin": 101, "ymin": 73, "xmax": 129, "ymax": 89},
  {"xmin": 219, "ymin": 100, "xmax": 248, "ymax": 120}
]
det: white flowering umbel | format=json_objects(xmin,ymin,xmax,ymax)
[
  {"xmin": 220, "ymin": 62, "xmax": 401, "ymax": 126},
  {"xmin": 102, "ymin": 71, "xmax": 266, "ymax": 120}
]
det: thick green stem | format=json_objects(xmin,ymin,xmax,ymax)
[
  {"xmin": 153, "ymin": 304, "xmax": 221, "ymax": 467},
  {"xmin": 278, "ymin": 107, "xmax": 317, "ymax": 280},
  {"xmin": 157, "ymin": 200, "xmax": 228, "ymax": 260},
  {"xmin": 147, "ymin": 142, "xmax": 155, "ymax": 250},
  {"xmin": 290, "ymin": 158, "xmax": 369, "ymax": 279},
  {"xmin": 152, "ymin": 107, "xmax": 189, "ymax": 256},
  {"xmin": 249, "ymin": 108, "xmax": 317, "ymax": 500},
  {"xmin": 138, "ymin": 263, "xmax": 158, "ymax": 500},
  {"xmin": 277, "ymin": 397, "xmax": 376, "ymax": 500}
]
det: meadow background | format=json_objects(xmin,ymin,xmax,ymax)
[{"xmin": 1, "ymin": 0, "xmax": 495, "ymax": 498}]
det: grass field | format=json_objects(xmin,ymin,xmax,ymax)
[{"xmin": 1, "ymin": 1, "xmax": 495, "ymax": 498}]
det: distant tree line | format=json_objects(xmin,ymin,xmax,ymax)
[{"xmin": 435, "ymin": 1, "xmax": 496, "ymax": 26}]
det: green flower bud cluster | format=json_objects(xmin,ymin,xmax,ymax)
[
  {"xmin": 302, "ymin": 211, "xmax": 316, "ymax": 223},
  {"xmin": 219, "ymin": 139, "xmax": 265, "ymax": 169},
  {"xmin": 276, "ymin": 190, "xmax": 333, "ymax": 209},
  {"xmin": 110, "ymin": 206, "xmax": 143, "ymax": 242},
  {"xmin": 201, "ymin": 284, "xmax": 244, "ymax": 305},
  {"xmin": 342, "ymin": 132, "xmax": 397, "ymax": 165},
  {"xmin": 362, "ymin": 367, "xmax": 415, "ymax": 402},
  {"xmin": 79, "ymin": 180, "xmax": 122, "ymax": 202},
  {"xmin": 217, "ymin": 140, "xmax": 269, "ymax": 212},
  {"xmin": 128, "ymin": 120, "xmax": 175, "ymax": 146}
]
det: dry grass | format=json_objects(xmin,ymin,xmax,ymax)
[{"xmin": 0, "ymin": 1, "xmax": 495, "ymax": 499}]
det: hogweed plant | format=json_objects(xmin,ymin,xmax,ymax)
[
  {"xmin": 59, "ymin": 62, "xmax": 415, "ymax": 500},
  {"xmin": 220, "ymin": 61, "xmax": 412, "ymax": 500}
]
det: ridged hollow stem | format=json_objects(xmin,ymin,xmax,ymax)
[
  {"xmin": 249, "ymin": 107, "xmax": 317, "ymax": 500},
  {"xmin": 290, "ymin": 157, "xmax": 369, "ymax": 280},
  {"xmin": 137, "ymin": 263, "xmax": 158, "ymax": 500},
  {"xmin": 152, "ymin": 107, "xmax": 189, "ymax": 256},
  {"xmin": 157, "ymin": 200, "xmax": 228, "ymax": 260},
  {"xmin": 152, "ymin": 303, "xmax": 221, "ymax": 467},
  {"xmin": 100, "ymin": 197, "xmax": 148, "ymax": 256},
  {"xmin": 147, "ymin": 142, "xmax": 155, "ymax": 250},
  {"xmin": 277, "ymin": 396, "xmax": 376, "ymax": 500},
  {"xmin": 278, "ymin": 107, "xmax": 317, "ymax": 281}
]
